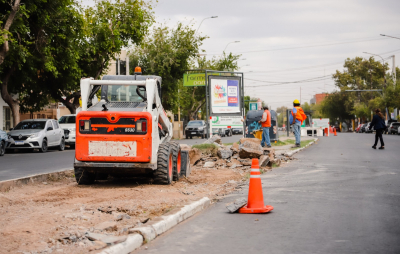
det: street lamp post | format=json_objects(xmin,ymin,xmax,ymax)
[
  {"xmin": 363, "ymin": 52, "xmax": 386, "ymax": 87},
  {"xmin": 223, "ymin": 41, "xmax": 240, "ymax": 53},
  {"xmin": 195, "ymin": 16, "xmax": 218, "ymax": 34}
]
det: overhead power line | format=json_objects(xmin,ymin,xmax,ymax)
[{"xmin": 208, "ymin": 36, "xmax": 397, "ymax": 55}]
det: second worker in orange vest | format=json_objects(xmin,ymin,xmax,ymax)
[{"xmin": 258, "ymin": 106, "xmax": 271, "ymax": 148}]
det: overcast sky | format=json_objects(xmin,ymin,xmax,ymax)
[{"xmin": 84, "ymin": 0, "xmax": 400, "ymax": 110}]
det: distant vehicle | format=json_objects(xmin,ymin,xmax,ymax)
[
  {"xmin": 0, "ymin": 129, "xmax": 10, "ymax": 156},
  {"xmin": 232, "ymin": 128, "xmax": 243, "ymax": 135},
  {"xmin": 355, "ymin": 124, "xmax": 363, "ymax": 133},
  {"xmin": 334, "ymin": 126, "xmax": 340, "ymax": 132},
  {"xmin": 385, "ymin": 119, "xmax": 397, "ymax": 134},
  {"xmin": 360, "ymin": 123, "xmax": 368, "ymax": 133},
  {"xmin": 388, "ymin": 122, "xmax": 400, "ymax": 134},
  {"xmin": 58, "ymin": 114, "xmax": 76, "ymax": 148},
  {"xmin": 365, "ymin": 122, "xmax": 374, "ymax": 133},
  {"xmin": 185, "ymin": 120, "xmax": 207, "ymax": 139},
  {"xmin": 224, "ymin": 128, "xmax": 233, "ymax": 137},
  {"xmin": 398, "ymin": 126, "xmax": 400, "ymax": 135},
  {"xmin": 6, "ymin": 119, "xmax": 65, "ymax": 153},
  {"xmin": 212, "ymin": 128, "xmax": 225, "ymax": 137}
]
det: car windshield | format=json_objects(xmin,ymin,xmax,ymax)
[
  {"xmin": 58, "ymin": 116, "xmax": 76, "ymax": 124},
  {"xmin": 14, "ymin": 121, "xmax": 46, "ymax": 130},
  {"xmin": 106, "ymin": 85, "xmax": 146, "ymax": 102},
  {"xmin": 187, "ymin": 121, "xmax": 203, "ymax": 126}
]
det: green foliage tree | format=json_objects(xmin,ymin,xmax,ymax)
[
  {"xmin": 0, "ymin": 0, "xmax": 154, "ymax": 125},
  {"xmin": 129, "ymin": 22, "xmax": 206, "ymax": 115}
]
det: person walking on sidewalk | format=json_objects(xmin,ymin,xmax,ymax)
[
  {"xmin": 370, "ymin": 108, "xmax": 386, "ymax": 150},
  {"xmin": 290, "ymin": 99, "xmax": 307, "ymax": 148},
  {"xmin": 259, "ymin": 106, "xmax": 271, "ymax": 148}
]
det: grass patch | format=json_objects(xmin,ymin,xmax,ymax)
[
  {"xmin": 271, "ymin": 162, "xmax": 279, "ymax": 168},
  {"xmin": 270, "ymin": 139, "xmax": 296, "ymax": 146},
  {"xmin": 290, "ymin": 140, "xmax": 313, "ymax": 150},
  {"xmin": 192, "ymin": 143, "xmax": 219, "ymax": 156}
]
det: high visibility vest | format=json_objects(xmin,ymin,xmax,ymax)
[
  {"xmin": 291, "ymin": 106, "xmax": 307, "ymax": 124},
  {"xmin": 261, "ymin": 110, "xmax": 271, "ymax": 127}
]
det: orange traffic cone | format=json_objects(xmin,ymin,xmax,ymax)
[
  {"xmin": 334, "ymin": 128, "xmax": 337, "ymax": 136},
  {"xmin": 239, "ymin": 159, "xmax": 274, "ymax": 214}
]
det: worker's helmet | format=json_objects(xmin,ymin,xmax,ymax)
[{"xmin": 293, "ymin": 99, "xmax": 300, "ymax": 104}]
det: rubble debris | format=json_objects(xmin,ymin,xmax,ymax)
[
  {"xmin": 217, "ymin": 148, "xmax": 233, "ymax": 159},
  {"xmin": 203, "ymin": 161, "xmax": 216, "ymax": 168},
  {"xmin": 189, "ymin": 148, "xmax": 202, "ymax": 166},
  {"xmin": 94, "ymin": 221, "xmax": 118, "ymax": 232},
  {"xmin": 239, "ymin": 139, "xmax": 264, "ymax": 159},
  {"xmin": 226, "ymin": 198, "xmax": 247, "ymax": 213},
  {"xmin": 85, "ymin": 232, "xmax": 127, "ymax": 244},
  {"xmin": 259, "ymin": 155, "xmax": 270, "ymax": 167},
  {"xmin": 179, "ymin": 144, "xmax": 191, "ymax": 151},
  {"xmin": 203, "ymin": 135, "xmax": 222, "ymax": 145}
]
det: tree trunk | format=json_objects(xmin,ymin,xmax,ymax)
[
  {"xmin": 0, "ymin": 0, "xmax": 21, "ymax": 66},
  {"xmin": 1, "ymin": 67, "xmax": 20, "ymax": 126}
]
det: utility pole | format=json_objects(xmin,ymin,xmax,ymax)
[{"xmin": 392, "ymin": 55, "xmax": 396, "ymax": 85}]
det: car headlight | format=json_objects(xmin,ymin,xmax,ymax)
[
  {"xmin": 68, "ymin": 127, "xmax": 76, "ymax": 133},
  {"xmin": 198, "ymin": 127, "xmax": 204, "ymax": 130},
  {"xmin": 7, "ymin": 135, "xmax": 12, "ymax": 139},
  {"xmin": 29, "ymin": 133, "xmax": 39, "ymax": 138}
]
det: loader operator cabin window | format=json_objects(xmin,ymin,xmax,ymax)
[{"xmin": 107, "ymin": 85, "xmax": 146, "ymax": 102}]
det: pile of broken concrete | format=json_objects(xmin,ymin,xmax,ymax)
[{"xmin": 188, "ymin": 135, "xmax": 281, "ymax": 171}]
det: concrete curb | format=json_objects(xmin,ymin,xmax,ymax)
[
  {"xmin": 284, "ymin": 138, "xmax": 318, "ymax": 157},
  {"xmin": 99, "ymin": 197, "xmax": 211, "ymax": 254},
  {"xmin": 0, "ymin": 169, "xmax": 73, "ymax": 192}
]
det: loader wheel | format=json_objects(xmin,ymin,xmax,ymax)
[
  {"xmin": 153, "ymin": 144, "xmax": 173, "ymax": 185},
  {"xmin": 74, "ymin": 167, "xmax": 95, "ymax": 185},
  {"xmin": 171, "ymin": 142, "xmax": 182, "ymax": 181}
]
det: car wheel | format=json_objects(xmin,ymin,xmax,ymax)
[
  {"xmin": 58, "ymin": 138, "xmax": 65, "ymax": 151},
  {"xmin": 40, "ymin": 139, "xmax": 48, "ymax": 153},
  {"xmin": 0, "ymin": 141, "xmax": 5, "ymax": 156},
  {"xmin": 190, "ymin": 135, "xmax": 192, "ymax": 139}
]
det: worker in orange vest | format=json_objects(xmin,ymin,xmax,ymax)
[
  {"xmin": 258, "ymin": 106, "xmax": 271, "ymax": 148},
  {"xmin": 290, "ymin": 99, "xmax": 307, "ymax": 147}
]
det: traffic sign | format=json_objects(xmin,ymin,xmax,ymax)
[{"xmin": 249, "ymin": 102, "xmax": 258, "ymax": 110}]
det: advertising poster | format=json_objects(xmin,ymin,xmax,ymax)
[{"xmin": 210, "ymin": 77, "xmax": 240, "ymax": 114}]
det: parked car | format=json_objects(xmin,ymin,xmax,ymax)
[
  {"xmin": 232, "ymin": 128, "xmax": 243, "ymax": 135},
  {"xmin": 385, "ymin": 119, "xmax": 397, "ymax": 134},
  {"xmin": 6, "ymin": 119, "xmax": 65, "ymax": 153},
  {"xmin": 388, "ymin": 122, "xmax": 400, "ymax": 134},
  {"xmin": 365, "ymin": 122, "xmax": 374, "ymax": 133},
  {"xmin": 334, "ymin": 126, "xmax": 340, "ymax": 132},
  {"xmin": 212, "ymin": 128, "xmax": 225, "ymax": 137},
  {"xmin": 224, "ymin": 128, "xmax": 233, "ymax": 137},
  {"xmin": 185, "ymin": 120, "xmax": 207, "ymax": 139},
  {"xmin": 0, "ymin": 129, "xmax": 10, "ymax": 156},
  {"xmin": 360, "ymin": 123, "xmax": 368, "ymax": 133},
  {"xmin": 398, "ymin": 126, "xmax": 400, "ymax": 135},
  {"xmin": 356, "ymin": 124, "xmax": 363, "ymax": 133},
  {"xmin": 58, "ymin": 114, "xmax": 76, "ymax": 148}
]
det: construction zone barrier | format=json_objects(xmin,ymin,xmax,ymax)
[
  {"xmin": 239, "ymin": 158, "xmax": 274, "ymax": 214},
  {"xmin": 324, "ymin": 127, "xmax": 337, "ymax": 137}
]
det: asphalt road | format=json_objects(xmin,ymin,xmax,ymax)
[
  {"xmin": 0, "ymin": 135, "xmax": 243, "ymax": 182},
  {"xmin": 135, "ymin": 133, "xmax": 400, "ymax": 254}
]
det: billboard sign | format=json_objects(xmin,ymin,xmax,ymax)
[
  {"xmin": 208, "ymin": 76, "xmax": 242, "ymax": 116},
  {"xmin": 183, "ymin": 73, "xmax": 220, "ymax": 86}
]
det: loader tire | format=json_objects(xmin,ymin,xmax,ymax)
[
  {"xmin": 170, "ymin": 141, "xmax": 182, "ymax": 181},
  {"xmin": 74, "ymin": 167, "xmax": 95, "ymax": 185},
  {"xmin": 153, "ymin": 144, "xmax": 173, "ymax": 185}
]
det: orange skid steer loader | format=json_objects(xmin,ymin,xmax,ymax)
[{"xmin": 73, "ymin": 69, "xmax": 189, "ymax": 185}]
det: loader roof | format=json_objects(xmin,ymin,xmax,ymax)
[{"xmin": 102, "ymin": 75, "xmax": 162, "ymax": 84}]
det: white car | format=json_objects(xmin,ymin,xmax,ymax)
[
  {"xmin": 58, "ymin": 114, "xmax": 76, "ymax": 148},
  {"xmin": 7, "ymin": 119, "xmax": 65, "ymax": 152}
]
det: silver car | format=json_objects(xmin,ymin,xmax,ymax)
[
  {"xmin": 6, "ymin": 119, "xmax": 65, "ymax": 152},
  {"xmin": 58, "ymin": 114, "xmax": 76, "ymax": 148}
]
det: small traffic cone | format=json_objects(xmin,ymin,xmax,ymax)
[
  {"xmin": 239, "ymin": 159, "xmax": 274, "ymax": 214},
  {"xmin": 334, "ymin": 128, "xmax": 337, "ymax": 136}
]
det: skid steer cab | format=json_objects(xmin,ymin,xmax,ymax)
[{"xmin": 73, "ymin": 69, "xmax": 189, "ymax": 185}]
